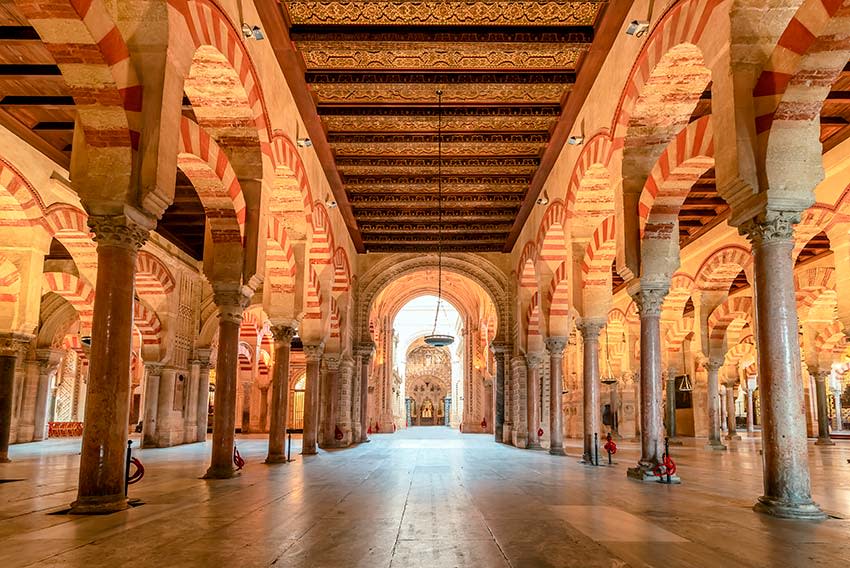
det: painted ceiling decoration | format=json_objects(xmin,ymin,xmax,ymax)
[{"xmin": 281, "ymin": 0, "xmax": 611, "ymax": 252}]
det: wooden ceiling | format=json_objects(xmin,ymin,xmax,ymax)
[{"xmin": 281, "ymin": 0, "xmax": 614, "ymax": 252}]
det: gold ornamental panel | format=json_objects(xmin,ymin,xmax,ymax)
[
  {"xmin": 298, "ymin": 41, "xmax": 585, "ymax": 70},
  {"xmin": 338, "ymin": 164, "xmax": 538, "ymax": 175},
  {"xmin": 312, "ymin": 82, "xmax": 567, "ymax": 104},
  {"xmin": 345, "ymin": 181, "xmax": 527, "ymax": 194},
  {"xmin": 286, "ymin": 1, "xmax": 605, "ymax": 26},
  {"xmin": 331, "ymin": 141, "xmax": 544, "ymax": 156},
  {"xmin": 322, "ymin": 114, "xmax": 557, "ymax": 132}
]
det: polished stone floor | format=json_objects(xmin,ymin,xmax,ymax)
[{"xmin": 1, "ymin": 428, "xmax": 849, "ymax": 567}]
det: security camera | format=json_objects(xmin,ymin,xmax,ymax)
[
  {"xmin": 568, "ymin": 135, "xmax": 584, "ymax": 145},
  {"xmin": 536, "ymin": 195, "xmax": 549, "ymax": 206},
  {"xmin": 626, "ymin": 20, "xmax": 650, "ymax": 37},
  {"xmin": 241, "ymin": 23, "xmax": 264, "ymax": 40},
  {"xmin": 327, "ymin": 199, "xmax": 338, "ymax": 209},
  {"xmin": 297, "ymin": 137, "xmax": 312, "ymax": 148}
]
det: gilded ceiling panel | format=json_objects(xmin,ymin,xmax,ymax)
[
  {"xmin": 331, "ymin": 141, "xmax": 544, "ymax": 156},
  {"xmin": 345, "ymin": 181, "xmax": 528, "ymax": 194},
  {"xmin": 297, "ymin": 41, "xmax": 585, "ymax": 69},
  {"xmin": 286, "ymin": 1, "xmax": 604, "ymax": 26},
  {"xmin": 321, "ymin": 114, "xmax": 557, "ymax": 132},
  {"xmin": 312, "ymin": 82, "xmax": 568, "ymax": 104}
]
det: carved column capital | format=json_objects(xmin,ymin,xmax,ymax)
[
  {"xmin": 323, "ymin": 354, "xmax": 341, "ymax": 372},
  {"xmin": 525, "ymin": 351, "xmax": 545, "ymax": 368},
  {"xmin": 705, "ymin": 358, "xmax": 725, "ymax": 373},
  {"xmin": 576, "ymin": 318, "xmax": 606, "ymax": 341},
  {"xmin": 631, "ymin": 285, "xmax": 669, "ymax": 317},
  {"xmin": 212, "ymin": 284, "xmax": 252, "ymax": 325},
  {"xmin": 489, "ymin": 341, "xmax": 510, "ymax": 355},
  {"xmin": 87, "ymin": 214, "xmax": 151, "ymax": 251},
  {"xmin": 355, "ymin": 342, "xmax": 375, "ymax": 360},
  {"xmin": 35, "ymin": 347, "xmax": 63, "ymax": 374},
  {"xmin": 340, "ymin": 356, "xmax": 355, "ymax": 375},
  {"xmin": 303, "ymin": 342, "xmax": 325, "ymax": 363},
  {"xmin": 0, "ymin": 332, "xmax": 32, "ymax": 358},
  {"xmin": 545, "ymin": 336, "xmax": 568, "ymax": 356},
  {"xmin": 739, "ymin": 210, "xmax": 800, "ymax": 247},
  {"xmin": 270, "ymin": 325, "xmax": 297, "ymax": 344}
]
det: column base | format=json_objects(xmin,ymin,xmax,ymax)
[
  {"xmin": 725, "ymin": 434, "xmax": 742, "ymax": 440},
  {"xmin": 548, "ymin": 446, "xmax": 567, "ymax": 456},
  {"xmin": 359, "ymin": 437, "xmax": 371, "ymax": 444},
  {"xmin": 301, "ymin": 448, "xmax": 318, "ymax": 455},
  {"xmin": 526, "ymin": 442, "xmax": 543, "ymax": 450},
  {"xmin": 0, "ymin": 456, "xmax": 11, "ymax": 463},
  {"xmin": 69, "ymin": 494, "xmax": 129, "ymax": 515},
  {"xmin": 627, "ymin": 464, "xmax": 681, "ymax": 484},
  {"xmin": 754, "ymin": 496, "xmax": 826, "ymax": 520},
  {"xmin": 264, "ymin": 454, "xmax": 288, "ymax": 464},
  {"xmin": 667, "ymin": 437, "xmax": 684, "ymax": 446},
  {"xmin": 705, "ymin": 441, "xmax": 727, "ymax": 451},
  {"xmin": 203, "ymin": 465, "xmax": 237, "ymax": 479},
  {"xmin": 815, "ymin": 438, "xmax": 835, "ymax": 446}
]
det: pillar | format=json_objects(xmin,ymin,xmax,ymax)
[
  {"xmin": 627, "ymin": 285, "xmax": 668, "ymax": 480},
  {"xmin": 724, "ymin": 379, "xmax": 741, "ymax": 440},
  {"xmin": 240, "ymin": 381, "xmax": 252, "ymax": 434},
  {"xmin": 609, "ymin": 380, "xmax": 620, "ymax": 438},
  {"xmin": 814, "ymin": 371, "xmax": 834, "ymax": 446},
  {"xmin": 491, "ymin": 342, "xmax": 508, "ymax": 443},
  {"xmin": 526, "ymin": 352, "xmax": 543, "ymax": 449},
  {"xmin": 746, "ymin": 382, "xmax": 755, "ymax": 434},
  {"xmin": 203, "ymin": 285, "xmax": 251, "ymax": 479},
  {"xmin": 156, "ymin": 367, "xmax": 178, "ymax": 446},
  {"xmin": 545, "ymin": 337, "xmax": 567, "ymax": 456},
  {"xmin": 141, "ymin": 363, "xmax": 163, "ymax": 448},
  {"xmin": 337, "ymin": 357, "xmax": 354, "ymax": 446},
  {"xmin": 194, "ymin": 349, "xmax": 212, "ymax": 442},
  {"xmin": 302, "ymin": 342, "xmax": 323, "ymax": 455},
  {"xmin": 834, "ymin": 386, "xmax": 844, "ymax": 431},
  {"xmin": 33, "ymin": 349, "xmax": 62, "ymax": 441},
  {"xmin": 577, "ymin": 319, "xmax": 604, "ymax": 463},
  {"xmin": 356, "ymin": 344, "xmax": 373, "ymax": 443},
  {"xmin": 705, "ymin": 359, "xmax": 726, "ymax": 450},
  {"xmin": 741, "ymin": 212, "xmax": 824, "ymax": 519},
  {"xmin": 320, "ymin": 355, "xmax": 340, "ymax": 448},
  {"xmin": 71, "ymin": 215, "xmax": 149, "ymax": 513},
  {"xmin": 266, "ymin": 325, "xmax": 295, "ymax": 463},
  {"xmin": 0, "ymin": 334, "xmax": 29, "ymax": 461}
]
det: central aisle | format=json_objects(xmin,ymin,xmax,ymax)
[{"xmin": 1, "ymin": 433, "xmax": 849, "ymax": 567}]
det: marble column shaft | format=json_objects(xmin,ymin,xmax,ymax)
[
  {"xmin": 320, "ymin": 355, "xmax": 340, "ymax": 448},
  {"xmin": 724, "ymin": 380, "xmax": 740, "ymax": 439},
  {"xmin": 204, "ymin": 286, "xmax": 250, "ymax": 479},
  {"xmin": 746, "ymin": 386, "xmax": 755, "ymax": 433},
  {"xmin": 141, "ymin": 364, "xmax": 163, "ymax": 448},
  {"xmin": 545, "ymin": 337, "xmax": 567, "ymax": 456},
  {"xmin": 337, "ymin": 357, "xmax": 354, "ymax": 446},
  {"xmin": 630, "ymin": 285, "xmax": 667, "ymax": 476},
  {"xmin": 525, "ymin": 352, "xmax": 543, "ymax": 449},
  {"xmin": 491, "ymin": 343, "xmax": 508, "ymax": 443},
  {"xmin": 302, "ymin": 343, "xmax": 324, "ymax": 455},
  {"xmin": 357, "ymin": 344, "xmax": 373, "ymax": 443},
  {"xmin": 578, "ymin": 320, "xmax": 604, "ymax": 463},
  {"xmin": 834, "ymin": 388, "xmax": 844, "ymax": 431},
  {"xmin": 33, "ymin": 349, "xmax": 61, "ymax": 441},
  {"xmin": 194, "ymin": 350, "xmax": 212, "ymax": 443},
  {"xmin": 742, "ymin": 212, "xmax": 824, "ymax": 519},
  {"xmin": 72, "ymin": 215, "xmax": 149, "ymax": 513},
  {"xmin": 0, "ymin": 335, "xmax": 28, "ymax": 462},
  {"xmin": 814, "ymin": 372, "xmax": 834, "ymax": 446},
  {"xmin": 705, "ymin": 360, "xmax": 726, "ymax": 449},
  {"xmin": 266, "ymin": 325, "xmax": 295, "ymax": 463}
]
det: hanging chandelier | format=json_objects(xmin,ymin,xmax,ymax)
[
  {"xmin": 601, "ymin": 323, "xmax": 618, "ymax": 385},
  {"xmin": 424, "ymin": 90, "xmax": 454, "ymax": 348}
]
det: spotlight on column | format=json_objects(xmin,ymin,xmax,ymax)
[
  {"xmin": 326, "ymin": 199, "xmax": 338, "ymax": 209},
  {"xmin": 568, "ymin": 135, "xmax": 584, "ymax": 145},
  {"xmin": 536, "ymin": 189, "xmax": 550, "ymax": 206},
  {"xmin": 241, "ymin": 23, "xmax": 265, "ymax": 40},
  {"xmin": 296, "ymin": 137, "xmax": 312, "ymax": 148},
  {"xmin": 626, "ymin": 20, "xmax": 650, "ymax": 37},
  {"xmin": 81, "ymin": 336, "xmax": 92, "ymax": 347}
]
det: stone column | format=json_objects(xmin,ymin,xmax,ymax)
[
  {"xmin": 194, "ymin": 349, "xmax": 212, "ymax": 443},
  {"xmin": 525, "ymin": 352, "xmax": 543, "ymax": 449},
  {"xmin": 833, "ymin": 386, "xmax": 844, "ymax": 431},
  {"xmin": 240, "ymin": 381, "xmax": 252, "ymax": 434},
  {"xmin": 0, "ymin": 334, "xmax": 29, "ymax": 462},
  {"xmin": 337, "ymin": 356, "xmax": 354, "ymax": 446},
  {"xmin": 705, "ymin": 359, "xmax": 726, "ymax": 450},
  {"xmin": 204, "ymin": 285, "xmax": 251, "ymax": 479},
  {"xmin": 266, "ymin": 325, "xmax": 295, "ymax": 463},
  {"xmin": 724, "ymin": 379, "xmax": 741, "ymax": 440},
  {"xmin": 746, "ymin": 382, "xmax": 755, "ymax": 434},
  {"xmin": 258, "ymin": 386, "xmax": 269, "ymax": 432},
  {"xmin": 141, "ymin": 363, "xmax": 163, "ymax": 448},
  {"xmin": 301, "ymin": 342, "xmax": 324, "ymax": 455},
  {"xmin": 320, "ymin": 354, "xmax": 340, "ymax": 448},
  {"xmin": 491, "ymin": 342, "xmax": 508, "ymax": 443},
  {"xmin": 813, "ymin": 371, "xmax": 834, "ymax": 446},
  {"xmin": 156, "ymin": 367, "xmax": 178, "ymax": 446},
  {"xmin": 577, "ymin": 319, "xmax": 604, "ymax": 463},
  {"xmin": 356, "ymin": 343, "xmax": 374, "ymax": 443},
  {"xmin": 633, "ymin": 371, "xmax": 641, "ymax": 439},
  {"xmin": 33, "ymin": 349, "xmax": 62, "ymax": 441},
  {"xmin": 741, "ymin": 212, "xmax": 824, "ymax": 519},
  {"xmin": 545, "ymin": 337, "xmax": 567, "ymax": 456},
  {"xmin": 609, "ymin": 380, "xmax": 620, "ymax": 438},
  {"xmin": 71, "ymin": 214, "xmax": 149, "ymax": 513},
  {"xmin": 627, "ymin": 285, "xmax": 668, "ymax": 480}
]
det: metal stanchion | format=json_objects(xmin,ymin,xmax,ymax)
[{"xmin": 124, "ymin": 440, "xmax": 132, "ymax": 497}]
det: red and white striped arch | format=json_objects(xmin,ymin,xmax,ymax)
[
  {"xmin": 526, "ymin": 292, "xmax": 542, "ymax": 339},
  {"xmin": 581, "ymin": 216, "xmax": 617, "ymax": 289},
  {"xmin": 309, "ymin": 203, "xmax": 335, "ymax": 265},
  {"xmin": 17, "ymin": 0, "xmax": 142, "ymax": 150},
  {"xmin": 664, "ymin": 317, "xmax": 695, "ymax": 348},
  {"xmin": 792, "ymin": 205, "xmax": 836, "ymax": 261},
  {"xmin": 332, "ymin": 247, "xmax": 351, "ymax": 295},
  {"xmin": 266, "ymin": 216, "xmax": 297, "ymax": 295},
  {"xmin": 696, "ymin": 245, "xmax": 753, "ymax": 291},
  {"xmin": 0, "ymin": 158, "xmax": 46, "ymax": 226},
  {"xmin": 267, "ymin": 133, "xmax": 314, "ymax": 223},
  {"xmin": 565, "ymin": 132, "xmax": 615, "ymax": 220},
  {"xmin": 517, "ymin": 241, "xmax": 538, "ymax": 291},
  {"xmin": 328, "ymin": 296, "xmax": 341, "ymax": 339},
  {"xmin": 133, "ymin": 300, "xmax": 164, "ymax": 350},
  {"xmin": 178, "ymin": 117, "xmax": 246, "ymax": 243},
  {"xmin": 815, "ymin": 320, "xmax": 846, "ymax": 355},
  {"xmin": 708, "ymin": 296, "xmax": 754, "ymax": 349},
  {"xmin": 304, "ymin": 265, "xmax": 324, "ymax": 322},
  {"xmin": 43, "ymin": 272, "xmax": 95, "ymax": 334},
  {"xmin": 536, "ymin": 200, "xmax": 567, "ymax": 266},
  {"xmin": 0, "ymin": 255, "xmax": 19, "ymax": 305},
  {"xmin": 168, "ymin": 0, "xmax": 270, "ymax": 146},
  {"xmin": 663, "ymin": 272, "xmax": 696, "ymax": 318},
  {"xmin": 795, "ymin": 265, "xmax": 836, "ymax": 317},
  {"xmin": 639, "ymin": 116, "xmax": 715, "ymax": 236},
  {"xmin": 135, "ymin": 251, "xmax": 176, "ymax": 297},
  {"xmin": 546, "ymin": 261, "xmax": 571, "ymax": 333}
]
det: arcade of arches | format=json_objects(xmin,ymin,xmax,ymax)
[{"xmin": 1, "ymin": 0, "xmax": 850, "ymax": 565}]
